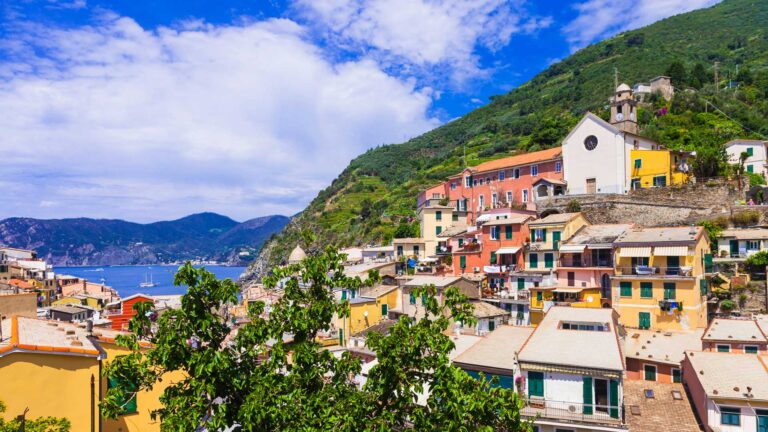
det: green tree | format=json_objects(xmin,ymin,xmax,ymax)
[
  {"xmin": 0, "ymin": 400, "xmax": 70, "ymax": 432},
  {"xmin": 102, "ymin": 254, "xmax": 531, "ymax": 431},
  {"xmin": 736, "ymin": 66, "xmax": 754, "ymax": 86},
  {"xmin": 666, "ymin": 61, "xmax": 688, "ymax": 87},
  {"xmin": 394, "ymin": 221, "xmax": 419, "ymax": 238},
  {"xmin": 689, "ymin": 63, "xmax": 708, "ymax": 89},
  {"xmin": 745, "ymin": 250, "xmax": 768, "ymax": 271}
]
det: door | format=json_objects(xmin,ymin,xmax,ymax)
[
  {"xmin": 488, "ymin": 320, "xmax": 495, "ymax": 331},
  {"xmin": 586, "ymin": 178, "xmax": 596, "ymax": 194},
  {"xmin": 601, "ymin": 274, "xmax": 611, "ymax": 299},
  {"xmin": 730, "ymin": 240, "xmax": 739, "ymax": 257},
  {"xmin": 552, "ymin": 231, "xmax": 561, "ymax": 250},
  {"xmin": 594, "ymin": 379, "xmax": 608, "ymax": 413},
  {"xmin": 567, "ymin": 272, "xmax": 575, "ymax": 287},
  {"xmin": 666, "ymin": 256, "xmax": 679, "ymax": 275}
]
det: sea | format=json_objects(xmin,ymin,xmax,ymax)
[{"xmin": 53, "ymin": 264, "xmax": 247, "ymax": 298}]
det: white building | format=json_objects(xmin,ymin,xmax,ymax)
[
  {"xmin": 517, "ymin": 307, "xmax": 626, "ymax": 432},
  {"xmin": 562, "ymin": 85, "xmax": 660, "ymax": 195},
  {"xmin": 726, "ymin": 139, "xmax": 768, "ymax": 178},
  {"xmin": 717, "ymin": 228, "xmax": 768, "ymax": 258}
]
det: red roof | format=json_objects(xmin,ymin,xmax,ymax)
[{"xmin": 470, "ymin": 147, "xmax": 562, "ymax": 174}]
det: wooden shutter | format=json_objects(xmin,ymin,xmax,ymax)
[
  {"xmin": 609, "ymin": 380, "xmax": 619, "ymax": 418},
  {"xmin": 505, "ymin": 225, "xmax": 512, "ymax": 239},
  {"xmin": 583, "ymin": 377, "xmax": 593, "ymax": 414},
  {"xmin": 528, "ymin": 372, "xmax": 544, "ymax": 397}
]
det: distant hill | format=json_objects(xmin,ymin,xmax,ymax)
[
  {"xmin": 244, "ymin": 0, "xmax": 768, "ymax": 280},
  {"xmin": 0, "ymin": 212, "xmax": 289, "ymax": 266}
]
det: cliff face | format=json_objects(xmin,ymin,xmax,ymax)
[{"xmin": 0, "ymin": 213, "xmax": 289, "ymax": 266}]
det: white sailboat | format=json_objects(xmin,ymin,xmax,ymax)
[{"xmin": 139, "ymin": 272, "xmax": 158, "ymax": 288}]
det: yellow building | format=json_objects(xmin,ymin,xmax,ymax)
[
  {"xmin": 524, "ymin": 212, "xmax": 590, "ymax": 272},
  {"xmin": 529, "ymin": 287, "xmax": 602, "ymax": 325},
  {"xmin": 337, "ymin": 284, "xmax": 400, "ymax": 346},
  {"xmin": 612, "ymin": 226, "xmax": 712, "ymax": 331},
  {"xmin": 417, "ymin": 202, "xmax": 467, "ymax": 257},
  {"xmin": 53, "ymin": 294, "xmax": 106, "ymax": 310},
  {"xmin": 0, "ymin": 316, "xmax": 178, "ymax": 432},
  {"xmin": 629, "ymin": 149, "xmax": 691, "ymax": 189}
]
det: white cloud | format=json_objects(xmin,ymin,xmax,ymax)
[
  {"xmin": 294, "ymin": 0, "xmax": 551, "ymax": 84},
  {"xmin": 563, "ymin": 0, "xmax": 722, "ymax": 50},
  {"xmin": 0, "ymin": 15, "xmax": 438, "ymax": 222}
]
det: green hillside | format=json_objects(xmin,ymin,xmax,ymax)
[{"xmin": 251, "ymin": 0, "xmax": 768, "ymax": 273}]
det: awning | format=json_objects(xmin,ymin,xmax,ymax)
[
  {"xmin": 653, "ymin": 246, "xmax": 690, "ymax": 256},
  {"xmin": 620, "ymin": 247, "xmax": 652, "ymax": 257},
  {"xmin": 496, "ymin": 246, "xmax": 521, "ymax": 255},
  {"xmin": 553, "ymin": 288, "xmax": 584, "ymax": 293},
  {"xmin": 420, "ymin": 257, "xmax": 439, "ymax": 263},
  {"xmin": 587, "ymin": 244, "xmax": 613, "ymax": 250},
  {"xmin": 476, "ymin": 214, "xmax": 492, "ymax": 223},
  {"xmin": 559, "ymin": 244, "xmax": 586, "ymax": 253}
]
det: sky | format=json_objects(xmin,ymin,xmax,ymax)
[{"xmin": 0, "ymin": 0, "xmax": 721, "ymax": 223}]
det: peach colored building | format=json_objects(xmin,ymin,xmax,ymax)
[
  {"xmin": 623, "ymin": 328, "xmax": 703, "ymax": 384},
  {"xmin": 701, "ymin": 318, "xmax": 768, "ymax": 354}
]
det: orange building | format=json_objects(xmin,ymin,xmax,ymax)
[{"xmin": 104, "ymin": 294, "xmax": 155, "ymax": 330}]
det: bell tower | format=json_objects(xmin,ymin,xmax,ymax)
[{"xmin": 610, "ymin": 83, "xmax": 638, "ymax": 134}]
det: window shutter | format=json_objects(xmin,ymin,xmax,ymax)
[
  {"xmin": 505, "ymin": 225, "xmax": 512, "ymax": 239},
  {"xmin": 460, "ymin": 255, "xmax": 466, "ymax": 268},
  {"xmin": 609, "ymin": 380, "xmax": 619, "ymax": 418},
  {"xmin": 410, "ymin": 293, "xmax": 416, "ymax": 305},
  {"xmin": 490, "ymin": 251, "xmax": 497, "ymax": 264},
  {"xmin": 341, "ymin": 290, "xmax": 347, "ymax": 300},
  {"xmin": 542, "ymin": 229, "xmax": 547, "ymax": 242},
  {"xmin": 582, "ymin": 377, "xmax": 593, "ymax": 415}
]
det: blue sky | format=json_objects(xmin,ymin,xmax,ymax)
[{"xmin": 0, "ymin": 0, "xmax": 720, "ymax": 222}]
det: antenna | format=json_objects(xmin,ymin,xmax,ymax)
[
  {"xmin": 613, "ymin": 67, "xmax": 619, "ymax": 91},
  {"xmin": 714, "ymin": 61, "xmax": 719, "ymax": 93}
]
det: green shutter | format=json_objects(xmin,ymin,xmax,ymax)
[
  {"xmin": 700, "ymin": 279, "xmax": 708, "ymax": 296},
  {"xmin": 422, "ymin": 293, "xmax": 428, "ymax": 305},
  {"xmin": 529, "ymin": 253, "xmax": 538, "ymax": 269},
  {"xmin": 536, "ymin": 291, "xmax": 542, "ymax": 301},
  {"xmin": 381, "ymin": 304, "xmax": 388, "ymax": 317},
  {"xmin": 339, "ymin": 328, "xmax": 344, "ymax": 345},
  {"xmin": 542, "ymin": 229, "xmax": 547, "ymax": 242},
  {"xmin": 108, "ymin": 376, "xmax": 137, "ymax": 415},
  {"xmin": 528, "ymin": 372, "xmax": 544, "ymax": 397},
  {"xmin": 436, "ymin": 211, "xmax": 442, "ymax": 221},
  {"xmin": 609, "ymin": 380, "xmax": 619, "ymax": 419},
  {"xmin": 436, "ymin": 226, "xmax": 442, "ymax": 235},
  {"xmin": 552, "ymin": 231, "xmax": 561, "ymax": 250},
  {"xmin": 517, "ymin": 278, "xmax": 525, "ymax": 289},
  {"xmin": 639, "ymin": 312, "xmax": 651, "ymax": 329},
  {"xmin": 410, "ymin": 293, "xmax": 416, "ymax": 305},
  {"xmin": 704, "ymin": 253, "xmax": 713, "ymax": 273},
  {"xmin": 644, "ymin": 365, "xmax": 656, "ymax": 381},
  {"xmin": 640, "ymin": 282, "xmax": 653, "ymax": 298},
  {"xmin": 490, "ymin": 251, "xmax": 497, "ymax": 264},
  {"xmin": 583, "ymin": 377, "xmax": 593, "ymax": 415},
  {"xmin": 634, "ymin": 158, "xmax": 641, "ymax": 169},
  {"xmin": 460, "ymin": 255, "xmax": 466, "ymax": 269},
  {"xmin": 664, "ymin": 282, "xmax": 676, "ymax": 300},
  {"xmin": 747, "ymin": 147, "xmax": 754, "ymax": 156},
  {"xmin": 341, "ymin": 290, "xmax": 347, "ymax": 300},
  {"xmin": 620, "ymin": 281, "xmax": 632, "ymax": 297},
  {"xmin": 505, "ymin": 225, "xmax": 512, "ymax": 239},
  {"xmin": 458, "ymin": 238, "xmax": 464, "ymax": 248},
  {"xmin": 544, "ymin": 253, "xmax": 554, "ymax": 268},
  {"xmin": 748, "ymin": 165, "xmax": 754, "ymax": 173},
  {"xmin": 489, "ymin": 320, "xmax": 495, "ymax": 331}
]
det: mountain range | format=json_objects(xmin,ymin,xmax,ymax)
[
  {"xmin": 243, "ymin": 0, "xmax": 768, "ymax": 281},
  {"xmin": 0, "ymin": 212, "xmax": 289, "ymax": 266}
]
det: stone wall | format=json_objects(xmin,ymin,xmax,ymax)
[
  {"xmin": 536, "ymin": 180, "xmax": 742, "ymax": 226},
  {"xmin": 0, "ymin": 293, "xmax": 37, "ymax": 318}
]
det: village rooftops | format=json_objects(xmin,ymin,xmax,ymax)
[
  {"xmin": 0, "ymin": 316, "xmax": 100, "ymax": 357},
  {"xmin": 702, "ymin": 318, "xmax": 768, "ymax": 344},
  {"xmin": 470, "ymin": 301, "xmax": 510, "ymax": 319},
  {"xmin": 725, "ymin": 139, "xmax": 768, "ymax": 147},
  {"xmin": 449, "ymin": 147, "xmax": 562, "ymax": 178},
  {"xmin": 562, "ymin": 224, "xmax": 632, "ymax": 249},
  {"xmin": 49, "ymin": 304, "xmax": 91, "ymax": 314},
  {"xmin": 481, "ymin": 215, "xmax": 532, "ymax": 227},
  {"xmin": 528, "ymin": 212, "xmax": 582, "ymax": 227},
  {"xmin": 452, "ymin": 325, "xmax": 534, "ymax": 374},
  {"xmin": 624, "ymin": 328, "xmax": 704, "ymax": 366},
  {"xmin": 437, "ymin": 225, "xmax": 468, "ymax": 238},
  {"xmin": 614, "ymin": 226, "xmax": 704, "ymax": 246},
  {"xmin": 402, "ymin": 275, "xmax": 461, "ymax": 288},
  {"xmin": 623, "ymin": 381, "xmax": 700, "ymax": 432},
  {"xmin": 362, "ymin": 245, "xmax": 394, "ymax": 253},
  {"xmin": 6, "ymin": 279, "xmax": 34, "ymax": 290},
  {"xmin": 359, "ymin": 284, "xmax": 398, "ymax": 299},
  {"xmin": 684, "ymin": 351, "xmax": 768, "ymax": 401},
  {"xmin": 392, "ymin": 237, "xmax": 424, "ymax": 244},
  {"xmin": 719, "ymin": 228, "xmax": 768, "ymax": 240},
  {"xmin": 342, "ymin": 261, "xmax": 395, "ymax": 279},
  {"xmin": 518, "ymin": 307, "xmax": 624, "ymax": 374}
]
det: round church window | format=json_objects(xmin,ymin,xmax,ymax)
[{"xmin": 584, "ymin": 135, "xmax": 598, "ymax": 151}]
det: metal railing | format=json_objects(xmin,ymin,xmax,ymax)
[
  {"xmin": 521, "ymin": 398, "xmax": 623, "ymax": 425},
  {"xmin": 484, "ymin": 289, "xmax": 530, "ymax": 300},
  {"xmin": 614, "ymin": 266, "xmax": 694, "ymax": 277},
  {"xmin": 559, "ymin": 259, "xmax": 613, "ymax": 268}
]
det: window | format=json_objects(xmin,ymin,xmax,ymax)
[
  {"xmin": 638, "ymin": 312, "xmax": 651, "ymax": 329},
  {"xmin": 410, "ymin": 293, "xmax": 416, "ymax": 305},
  {"xmin": 720, "ymin": 407, "xmax": 741, "ymax": 426},
  {"xmin": 717, "ymin": 344, "xmax": 731, "ymax": 353},
  {"xmin": 522, "ymin": 189, "xmax": 529, "ymax": 202},
  {"xmin": 513, "ymin": 168, "xmax": 520, "ymax": 179},
  {"xmin": 529, "ymin": 253, "xmax": 538, "ymax": 269},
  {"xmin": 644, "ymin": 364, "xmax": 657, "ymax": 381},
  {"xmin": 492, "ymin": 193, "xmax": 498, "ymax": 206},
  {"xmin": 672, "ymin": 368, "xmax": 681, "ymax": 383},
  {"xmin": 747, "ymin": 147, "xmax": 754, "ymax": 156},
  {"xmin": 490, "ymin": 226, "xmax": 500, "ymax": 240},
  {"xmin": 631, "ymin": 178, "xmax": 641, "ymax": 190},
  {"xmin": 653, "ymin": 176, "xmax": 667, "ymax": 187},
  {"xmin": 700, "ymin": 279, "xmax": 708, "ymax": 296},
  {"xmin": 458, "ymin": 238, "xmax": 464, "ymax": 248},
  {"xmin": 421, "ymin": 293, "xmax": 428, "ymax": 305},
  {"xmin": 555, "ymin": 161, "xmax": 562, "ymax": 173},
  {"xmin": 435, "ymin": 226, "xmax": 442, "ymax": 235},
  {"xmin": 465, "ymin": 176, "xmax": 472, "ymax": 187},
  {"xmin": 634, "ymin": 159, "xmax": 642, "ymax": 169},
  {"xmin": 490, "ymin": 251, "xmax": 497, "ymax": 264},
  {"xmin": 479, "ymin": 195, "xmax": 485, "ymax": 209},
  {"xmin": 620, "ymin": 282, "xmax": 632, "ymax": 297},
  {"xmin": 341, "ymin": 290, "xmax": 347, "ymax": 300},
  {"xmin": 560, "ymin": 321, "xmax": 608, "ymax": 331},
  {"xmin": 640, "ymin": 282, "xmax": 653, "ymax": 298},
  {"xmin": 505, "ymin": 225, "xmax": 513, "ymax": 240},
  {"xmin": 486, "ymin": 177, "xmax": 490, "ymax": 184},
  {"xmin": 531, "ymin": 165, "xmax": 539, "ymax": 176},
  {"xmin": 413, "ymin": 245, "xmax": 419, "ymax": 256},
  {"xmin": 451, "ymin": 182, "xmax": 457, "ymax": 190},
  {"xmin": 473, "ymin": 179, "xmax": 478, "ymax": 186},
  {"xmin": 435, "ymin": 211, "xmax": 442, "ymax": 221},
  {"xmin": 663, "ymin": 282, "xmax": 676, "ymax": 300},
  {"xmin": 506, "ymin": 191, "xmax": 512, "ymax": 203},
  {"xmin": 536, "ymin": 291, "xmax": 542, "ymax": 301},
  {"xmin": 745, "ymin": 345, "xmax": 759, "ymax": 354},
  {"xmin": 460, "ymin": 255, "xmax": 466, "ymax": 269},
  {"xmin": 107, "ymin": 376, "xmax": 138, "ymax": 414},
  {"xmin": 544, "ymin": 253, "xmax": 554, "ymax": 269},
  {"xmin": 479, "ymin": 178, "xmax": 484, "ymax": 185},
  {"xmin": 527, "ymin": 371, "xmax": 544, "ymax": 397},
  {"xmin": 747, "ymin": 165, "xmax": 754, "ymax": 173},
  {"xmin": 452, "ymin": 213, "xmax": 459, "ymax": 222},
  {"xmin": 747, "ymin": 240, "xmax": 760, "ymax": 250},
  {"xmin": 397, "ymin": 245, "xmax": 403, "ymax": 256},
  {"xmin": 533, "ymin": 229, "xmax": 546, "ymax": 242},
  {"xmin": 499, "ymin": 171, "xmax": 506, "ymax": 181}
]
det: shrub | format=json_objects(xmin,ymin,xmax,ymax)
[
  {"xmin": 719, "ymin": 299, "xmax": 736, "ymax": 312},
  {"xmin": 731, "ymin": 210, "xmax": 760, "ymax": 226},
  {"xmin": 745, "ymin": 250, "xmax": 768, "ymax": 269},
  {"xmin": 748, "ymin": 172, "xmax": 766, "ymax": 187},
  {"xmin": 566, "ymin": 200, "xmax": 582, "ymax": 213}
]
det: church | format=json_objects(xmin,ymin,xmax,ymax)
[{"xmin": 562, "ymin": 83, "xmax": 690, "ymax": 195}]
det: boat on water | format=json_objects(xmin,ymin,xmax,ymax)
[{"xmin": 139, "ymin": 272, "xmax": 158, "ymax": 288}]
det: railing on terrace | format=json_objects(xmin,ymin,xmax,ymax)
[
  {"xmin": 614, "ymin": 266, "xmax": 694, "ymax": 277},
  {"xmin": 484, "ymin": 289, "xmax": 530, "ymax": 301},
  {"xmin": 436, "ymin": 246, "xmax": 452, "ymax": 256},
  {"xmin": 521, "ymin": 398, "xmax": 623, "ymax": 426},
  {"xmin": 559, "ymin": 258, "xmax": 613, "ymax": 268}
]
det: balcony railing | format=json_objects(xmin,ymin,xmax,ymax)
[
  {"xmin": 484, "ymin": 289, "xmax": 530, "ymax": 301},
  {"xmin": 614, "ymin": 266, "xmax": 694, "ymax": 277},
  {"xmin": 559, "ymin": 259, "xmax": 613, "ymax": 268},
  {"xmin": 484, "ymin": 264, "xmax": 517, "ymax": 274},
  {"xmin": 436, "ymin": 246, "xmax": 452, "ymax": 256},
  {"xmin": 521, "ymin": 397, "xmax": 623, "ymax": 426}
]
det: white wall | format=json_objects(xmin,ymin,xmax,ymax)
[
  {"xmin": 563, "ymin": 116, "xmax": 627, "ymax": 195},
  {"xmin": 542, "ymin": 372, "xmax": 584, "ymax": 404},
  {"xmin": 727, "ymin": 142, "xmax": 767, "ymax": 177},
  {"xmin": 707, "ymin": 400, "xmax": 763, "ymax": 432}
]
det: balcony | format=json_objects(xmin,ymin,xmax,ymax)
[
  {"xmin": 614, "ymin": 266, "xmax": 694, "ymax": 278},
  {"xmin": 436, "ymin": 245, "xmax": 452, "ymax": 256},
  {"xmin": 484, "ymin": 264, "xmax": 517, "ymax": 274},
  {"xmin": 483, "ymin": 288, "xmax": 530, "ymax": 301},
  {"xmin": 559, "ymin": 258, "xmax": 613, "ymax": 268},
  {"xmin": 521, "ymin": 398, "xmax": 624, "ymax": 427}
]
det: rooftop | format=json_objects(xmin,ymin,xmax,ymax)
[
  {"xmin": 702, "ymin": 318, "xmax": 768, "ymax": 343},
  {"xmin": 359, "ymin": 284, "xmax": 399, "ymax": 299},
  {"xmin": 623, "ymin": 328, "xmax": 704, "ymax": 365},
  {"xmin": 623, "ymin": 380, "xmax": 700, "ymax": 432},
  {"xmin": 528, "ymin": 212, "xmax": 582, "ymax": 227},
  {"xmin": 452, "ymin": 326, "xmax": 534, "ymax": 372},
  {"xmin": 392, "ymin": 237, "xmax": 425, "ymax": 244},
  {"xmin": 719, "ymin": 228, "xmax": 768, "ymax": 240},
  {"xmin": 403, "ymin": 275, "xmax": 462, "ymax": 288},
  {"xmin": 465, "ymin": 147, "xmax": 562, "ymax": 175},
  {"xmin": 564, "ymin": 224, "xmax": 633, "ymax": 247},
  {"xmin": 0, "ymin": 316, "xmax": 100, "ymax": 357},
  {"xmin": 615, "ymin": 226, "xmax": 703, "ymax": 245},
  {"xmin": 481, "ymin": 215, "xmax": 532, "ymax": 227},
  {"xmin": 518, "ymin": 307, "xmax": 624, "ymax": 372},
  {"xmin": 471, "ymin": 301, "xmax": 510, "ymax": 319},
  {"xmin": 684, "ymin": 351, "xmax": 768, "ymax": 401},
  {"xmin": 343, "ymin": 261, "xmax": 395, "ymax": 279},
  {"xmin": 362, "ymin": 245, "xmax": 394, "ymax": 253},
  {"xmin": 49, "ymin": 305, "xmax": 89, "ymax": 315}
]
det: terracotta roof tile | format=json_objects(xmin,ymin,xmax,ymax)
[{"xmin": 469, "ymin": 147, "xmax": 562, "ymax": 174}]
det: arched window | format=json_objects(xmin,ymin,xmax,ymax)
[{"xmin": 536, "ymin": 184, "xmax": 549, "ymax": 198}]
